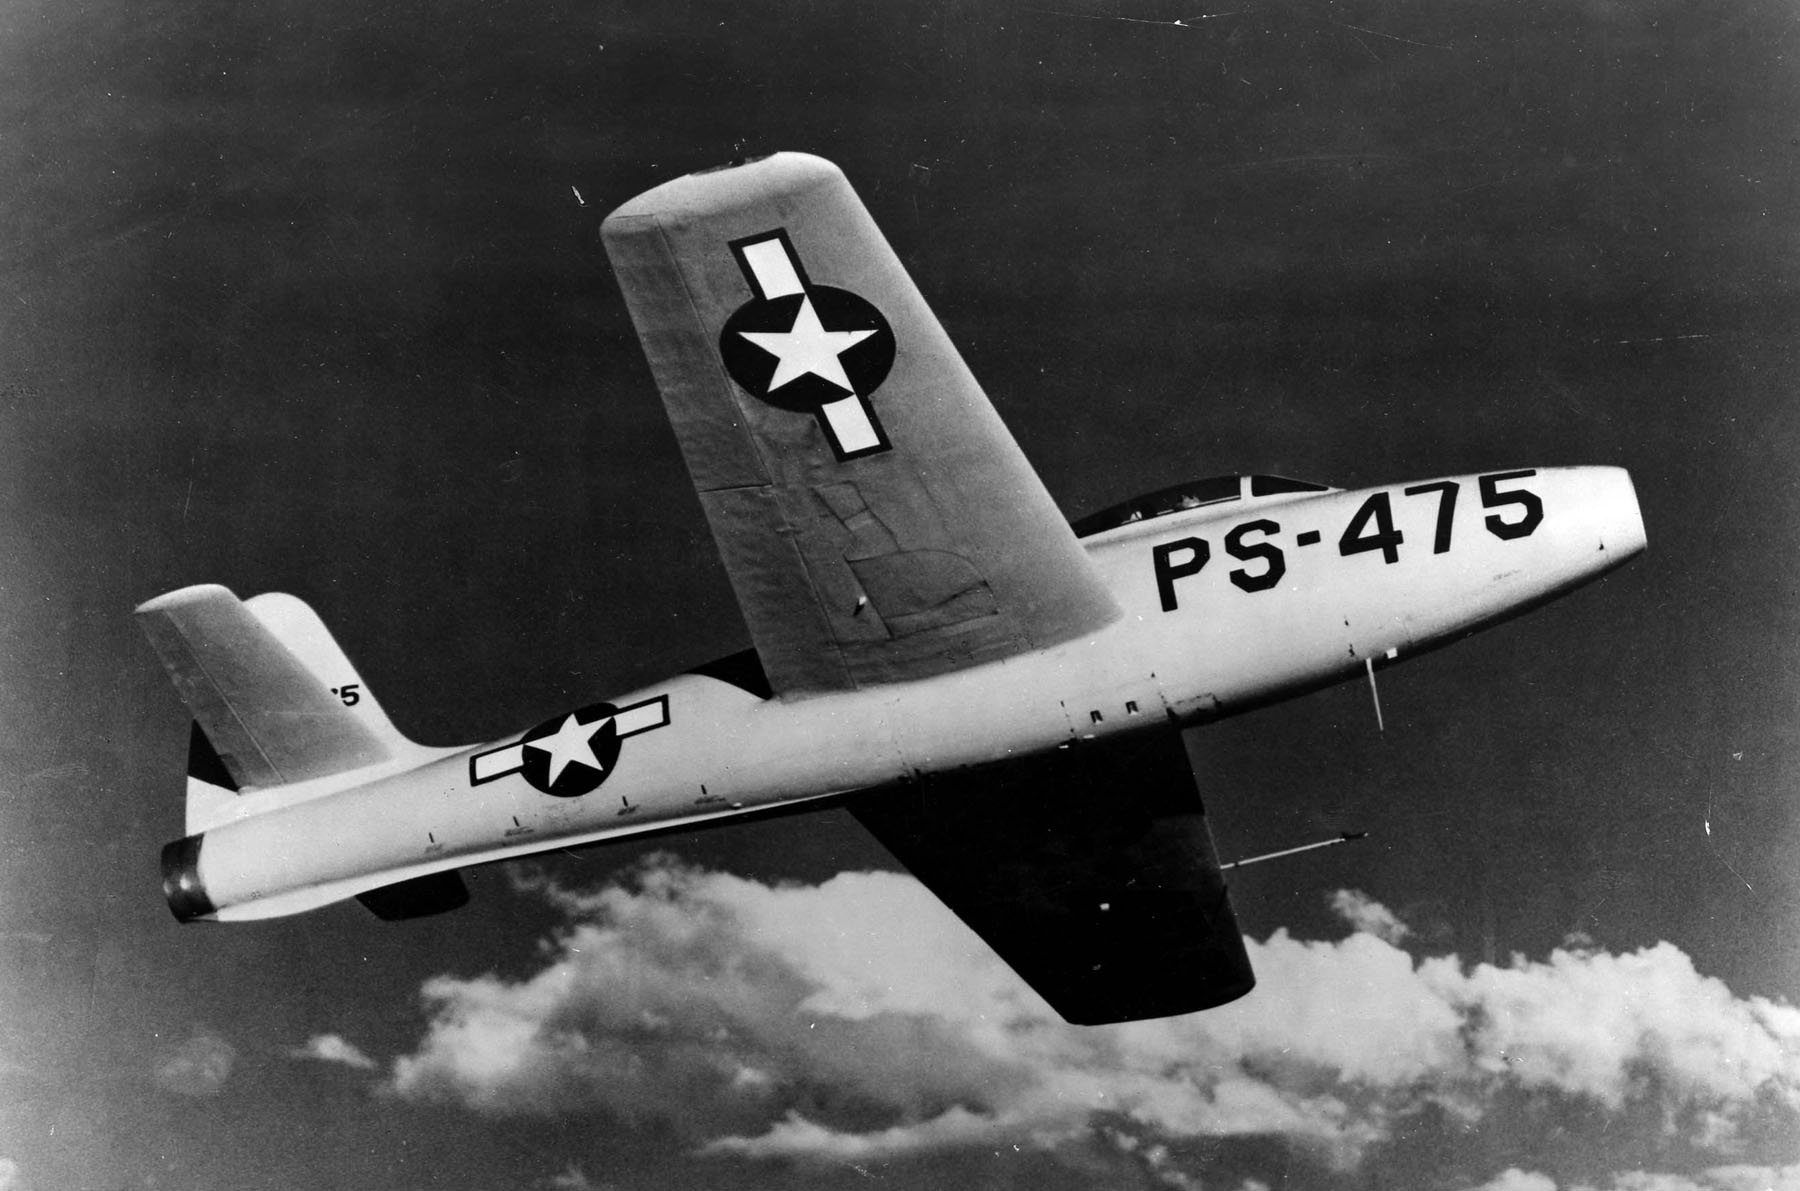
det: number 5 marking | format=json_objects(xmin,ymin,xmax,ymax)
[
  {"xmin": 1479, "ymin": 470, "xmax": 1543, "ymax": 540},
  {"xmin": 1402, "ymin": 481, "xmax": 1459, "ymax": 554}
]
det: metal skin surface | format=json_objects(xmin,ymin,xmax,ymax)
[{"xmin": 163, "ymin": 463, "xmax": 1643, "ymax": 923}]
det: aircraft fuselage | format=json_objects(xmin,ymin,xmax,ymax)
[{"xmin": 164, "ymin": 465, "xmax": 1643, "ymax": 923}]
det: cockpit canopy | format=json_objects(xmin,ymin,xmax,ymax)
[{"xmin": 1071, "ymin": 475, "xmax": 1334, "ymax": 538}]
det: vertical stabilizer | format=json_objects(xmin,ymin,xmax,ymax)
[
  {"xmin": 242, "ymin": 592, "xmax": 419, "ymax": 758},
  {"xmin": 137, "ymin": 585, "xmax": 393, "ymax": 792}
]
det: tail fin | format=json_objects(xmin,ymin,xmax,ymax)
[
  {"xmin": 239, "ymin": 591, "xmax": 418, "ymax": 758},
  {"xmin": 138, "ymin": 586, "xmax": 417, "ymax": 822}
]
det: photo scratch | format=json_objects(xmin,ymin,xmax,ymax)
[
  {"xmin": 1331, "ymin": 20, "xmax": 1452, "ymax": 51},
  {"xmin": 1604, "ymin": 333, "xmax": 1712, "ymax": 346},
  {"xmin": 1704, "ymin": 798, "xmax": 1754, "ymax": 892},
  {"xmin": 1028, "ymin": 8, "xmax": 1241, "ymax": 28}
]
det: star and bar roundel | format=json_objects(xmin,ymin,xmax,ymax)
[
  {"xmin": 469, "ymin": 695, "xmax": 670, "ymax": 798},
  {"xmin": 718, "ymin": 230, "xmax": 897, "ymax": 461}
]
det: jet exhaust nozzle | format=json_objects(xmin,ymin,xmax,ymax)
[{"xmin": 162, "ymin": 834, "xmax": 216, "ymax": 922}]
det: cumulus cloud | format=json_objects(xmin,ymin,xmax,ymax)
[
  {"xmin": 387, "ymin": 859, "xmax": 1800, "ymax": 1186},
  {"xmin": 1442, "ymin": 946, "xmax": 1800, "ymax": 1112},
  {"xmin": 545, "ymin": 1164, "xmax": 611, "ymax": 1191},
  {"xmin": 1472, "ymin": 1171, "xmax": 1560, "ymax": 1191},
  {"xmin": 1698, "ymin": 1165, "xmax": 1800, "ymax": 1191},
  {"xmin": 1330, "ymin": 888, "xmax": 1412, "ymax": 945},
  {"xmin": 153, "ymin": 1028, "xmax": 237, "ymax": 1097},
  {"xmin": 1466, "ymin": 1165, "xmax": 1800, "ymax": 1191},
  {"xmin": 701, "ymin": 1105, "xmax": 1005, "ymax": 1161},
  {"xmin": 290, "ymin": 1033, "xmax": 378, "ymax": 1071}
]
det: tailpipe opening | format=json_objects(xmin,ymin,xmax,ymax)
[{"xmin": 161, "ymin": 834, "xmax": 217, "ymax": 922}]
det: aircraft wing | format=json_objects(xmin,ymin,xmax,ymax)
[
  {"xmin": 847, "ymin": 729, "xmax": 1254, "ymax": 1025},
  {"xmin": 601, "ymin": 154, "xmax": 1121, "ymax": 695}
]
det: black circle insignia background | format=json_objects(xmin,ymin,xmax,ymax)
[
  {"xmin": 719, "ymin": 286, "xmax": 896, "ymax": 414},
  {"xmin": 518, "ymin": 703, "xmax": 623, "ymax": 797}
]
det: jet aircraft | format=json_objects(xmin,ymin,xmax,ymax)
[{"xmin": 140, "ymin": 153, "xmax": 1646, "ymax": 1025}]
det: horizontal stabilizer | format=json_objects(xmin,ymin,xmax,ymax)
[
  {"xmin": 848, "ymin": 729, "xmax": 1253, "ymax": 1025},
  {"xmin": 356, "ymin": 871, "xmax": 470, "ymax": 920},
  {"xmin": 137, "ymin": 585, "xmax": 390, "ymax": 790}
]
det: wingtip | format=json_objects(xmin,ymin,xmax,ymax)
[
  {"xmin": 602, "ymin": 152, "xmax": 844, "ymax": 230},
  {"xmin": 135, "ymin": 583, "xmax": 239, "ymax": 616}
]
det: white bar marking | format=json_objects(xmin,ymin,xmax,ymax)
[
  {"xmin": 472, "ymin": 744, "xmax": 525, "ymax": 781},
  {"xmin": 741, "ymin": 239, "xmax": 804, "ymax": 298},
  {"xmin": 614, "ymin": 699, "xmax": 669, "ymax": 737},
  {"xmin": 821, "ymin": 396, "xmax": 880, "ymax": 454}
]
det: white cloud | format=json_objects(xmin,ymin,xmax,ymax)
[
  {"xmin": 1700, "ymin": 1164, "xmax": 1800, "ymax": 1191},
  {"xmin": 1330, "ymin": 888, "xmax": 1412, "ymax": 945},
  {"xmin": 701, "ymin": 1105, "xmax": 1007, "ymax": 1161},
  {"xmin": 1484, "ymin": 1165, "xmax": 1800, "ymax": 1191},
  {"xmin": 1442, "ymin": 943, "xmax": 1800, "ymax": 1111},
  {"xmin": 545, "ymin": 1164, "xmax": 611, "ymax": 1191},
  {"xmin": 1601, "ymin": 1176, "xmax": 1713, "ymax": 1191},
  {"xmin": 153, "ymin": 1028, "xmax": 236, "ymax": 1097},
  {"xmin": 0, "ymin": 1157, "xmax": 21, "ymax": 1191},
  {"xmin": 1106, "ymin": 1127, "xmax": 1211, "ymax": 1191},
  {"xmin": 390, "ymin": 863, "xmax": 1027, "ymax": 1132},
  {"xmin": 1471, "ymin": 1171, "xmax": 1560, "ymax": 1191},
  {"xmin": 290, "ymin": 1033, "xmax": 378, "ymax": 1071},
  {"xmin": 387, "ymin": 858, "xmax": 1800, "ymax": 1185}
]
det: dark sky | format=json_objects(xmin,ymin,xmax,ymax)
[{"xmin": 3, "ymin": 1, "xmax": 1799, "ymax": 1189}]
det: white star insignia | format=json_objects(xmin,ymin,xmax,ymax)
[
  {"xmin": 525, "ymin": 713, "xmax": 607, "ymax": 785},
  {"xmin": 738, "ymin": 296, "xmax": 876, "ymax": 394}
]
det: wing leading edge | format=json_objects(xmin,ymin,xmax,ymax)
[
  {"xmin": 847, "ymin": 729, "xmax": 1254, "ymax": 1025},
  {"xmin": 601, "ymin": 154, "xmax": 1120, "ymax": 696}
]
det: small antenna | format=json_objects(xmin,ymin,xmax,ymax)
[
  {"xmin": 1365, "ymin": 656, "xmax": 1385, "ymax": 732},
  {"xmin": 1223, "ymin": 830, "xmax": 1369, "ymax": 871}
]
